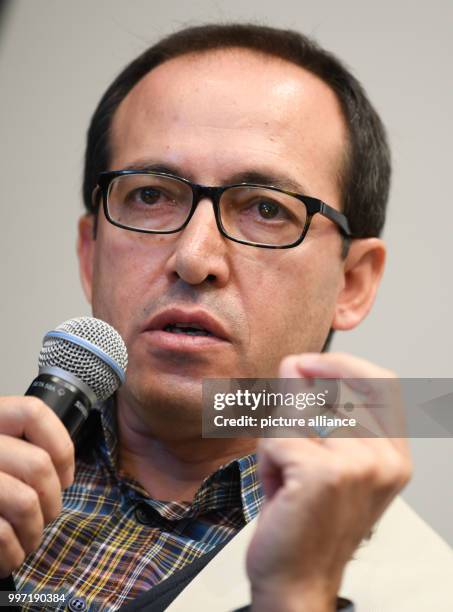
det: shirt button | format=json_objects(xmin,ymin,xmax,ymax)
[
  {"xmin": 135, "ymin": 504, "xmax": 153, "ymax": 525},
  {"xmin": 67, "ymin": 596, "xmax": 87, "ymax": 611}
]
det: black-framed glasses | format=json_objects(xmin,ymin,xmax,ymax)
[{"xmin": 92, "ymin": 170, "xmax": 352, "ymax": 249}]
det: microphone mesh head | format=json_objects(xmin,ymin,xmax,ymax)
[{"xmin": 38, "ymin": 317, "xmax": 128, "ymax": 402}]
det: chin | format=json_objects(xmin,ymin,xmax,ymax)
[
  {"xmin": 141, "ymin": 393, "xmax": 203, "ymax": 440},
  {"xmin": 123, "ymin": 373, "xmax": 204, "ymax": 419}
]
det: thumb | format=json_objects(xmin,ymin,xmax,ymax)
[{"xmin": 278, "ymin": 353, "xmax": 323, "ymax": 378}]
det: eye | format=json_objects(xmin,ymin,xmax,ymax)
[
  {"xmin": 135, "ymin": 187, "xmax": 164, "ymax": 205},
  {"xmin": 243, "ymin": 197, "xmax": 293, "ymax": 223},
  {"xmin": 256, "ymin": 199, "xmax": 282, "ymax": 219},
  {"xmin": 123, "ymin": 185, "xmax": 178, "ymax": 208}
]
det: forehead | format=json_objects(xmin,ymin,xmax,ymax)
[{"xmin": 110, "ymin": 48, "xmax": 347, "ymax": 203}]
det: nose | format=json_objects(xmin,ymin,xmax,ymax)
[{"xmin": 164, "ymin": 197, "xmax": 230, "ymax": 287}]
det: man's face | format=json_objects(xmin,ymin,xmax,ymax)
[{"xmin": 79, "ymin": 49, "xmax": 351, "ymax": 422}]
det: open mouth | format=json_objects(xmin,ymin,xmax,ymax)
[{"xmin": 163, "ymin": 323, "xmax": 213, "ymax": 337}]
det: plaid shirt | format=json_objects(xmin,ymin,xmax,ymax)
[{"xmin": 13, "ymin": 400, "xmax": 263, "ymax": 611}]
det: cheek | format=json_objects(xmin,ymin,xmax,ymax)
[
  {"xmin": 243, "ymin": 254, "xmax": 341, "ymax": 359},
  {"xmin": 90, "ymin": 230, "xmax": 166, "ymax": 340}
]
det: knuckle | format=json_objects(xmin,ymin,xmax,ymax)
[
  {"xmin": 54, "ymin": 439, "xmax": 75, "ymax": 472},
  {"xmin": 47, "ymin": 496, "xmax": 62, "ymax": 523},
  {"xmin": 398, "ymin": 458, "xmax": 413, "ymax": 487},
  {"xmin": 380, "ymin": 452, "xmax": 412, "ymax": 490},
  {"xmin": 323, "ymin": 464, "xmax": 345, "ymax": 489},
  {"xmin": 15, "ymin": 488, "xmax": 40, "ymax": 520},
  {"xmin": 358, "ymin": 459, "xmax": 379, "ymax": 483},
  {"xmin": 30, "ymin": 448, "xmax": 54, "ymax": 481},
  {"xmin": 324, "ymin": 457, "xmax": 379, "ymax": 490},
  {"xmin": 0, "ymin": 518, "xmax": 12, "ymax": 548},
  {"xmin": 24, "ymin": 396, "xmax": 47, "ymax": 422}
]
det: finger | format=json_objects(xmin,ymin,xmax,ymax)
[
  {"xmin": 0, "ymin": 472, "xmax": 45, "ymax": 558},
  {"xmin": 315, "ymin": 415, "xmax": 411, "ymax": 466},
  {"xmin": 257, "ymin": 437, "xmax": 330, "ymax": 477},
  {"xmin": 0, "ymin": 397, "xmax": 75, "ymax": 489},
  {"xmin": 0, "ymin": 516, "xmax": 26, "ymax": 578},
  {"xmin": 0, "ymin": 435, "xmax": 63, "ymax": 523},
  {"xmin": 279, "ymin": 354, "xmax": 409, "ymax": 454},
  {"xmin": 280, "ymin": 352, "xmax": 393, "ymax": 379},
  {"xmin": 257, "ymin": 437, "xmax": 330, "ymax": 501},
  {"xmin": 260, "ymin": 436, "xmax": 410, "ymax": 520},
  {"xmin": 321, "ymin": 435, "xmax": 412, "ymax": 488},
  {"xmin": 279, "ymin": 352, "xmax": 394, "ymax": 432}
]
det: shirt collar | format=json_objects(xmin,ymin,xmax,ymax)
[{"xmin": 85, "ymin": 398, "xmax": 263, "ymax": 523}]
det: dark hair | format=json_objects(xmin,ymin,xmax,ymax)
[{"xmin": 83, "ymin": 23, "xmax": 391, "ymax": 239}]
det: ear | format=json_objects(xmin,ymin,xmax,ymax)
[
  {"xmin": 77, "ymin": 214, "xmax": 96, "ymax": 304},
  {"xmin": 332, "ymin": 238, "xmax": 386, "ymax": 330}
]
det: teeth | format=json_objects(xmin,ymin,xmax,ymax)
[
  {"xmin": 164, "ymin": 323, "xmax": 212, "ymax": 336},
  {"xmin": 173, "ymin": 322, "xmax": 204, "ymax": 330},
  {"xmin": 174, "ymin": 328, "xmax": 210, "ymax": 336}
]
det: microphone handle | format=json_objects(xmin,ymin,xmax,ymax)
[{"xmin": 25, "ymin": 371, "xmax": 93, "ymax": 439}]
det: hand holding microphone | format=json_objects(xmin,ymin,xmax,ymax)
[{"xmin": 0, "ymin": 317, "xmax": 127, "ymax": 578}]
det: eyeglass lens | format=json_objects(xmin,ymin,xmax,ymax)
[{"xmin": 107, "ymin": 174, "xmax": 308, "ymax": 246}]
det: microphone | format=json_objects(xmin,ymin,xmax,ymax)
[
  {"xmin": 25, "ymin": 316, "xmax": 128, "ymax": 439},
  {"xmin": 0, "ymin": 317, "xmax": 128, "ymax": 599}
]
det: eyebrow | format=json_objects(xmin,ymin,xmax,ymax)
[{"xmin": 119, "ymin": 160, "xmax": 310, "ymax": 194}]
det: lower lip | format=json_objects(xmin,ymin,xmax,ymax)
[{"xmin": 143, "ymin": 330, "xmax": 228, "ymax": 352}]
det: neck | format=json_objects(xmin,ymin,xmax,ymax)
[{"xmin": 116, "ymin": 397, "xmax": 257, "ymax": 501}]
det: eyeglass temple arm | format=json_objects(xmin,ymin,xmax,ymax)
[{"xmin": 319, "ymin": 201, "xmax": 352, "ymax": 238}]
